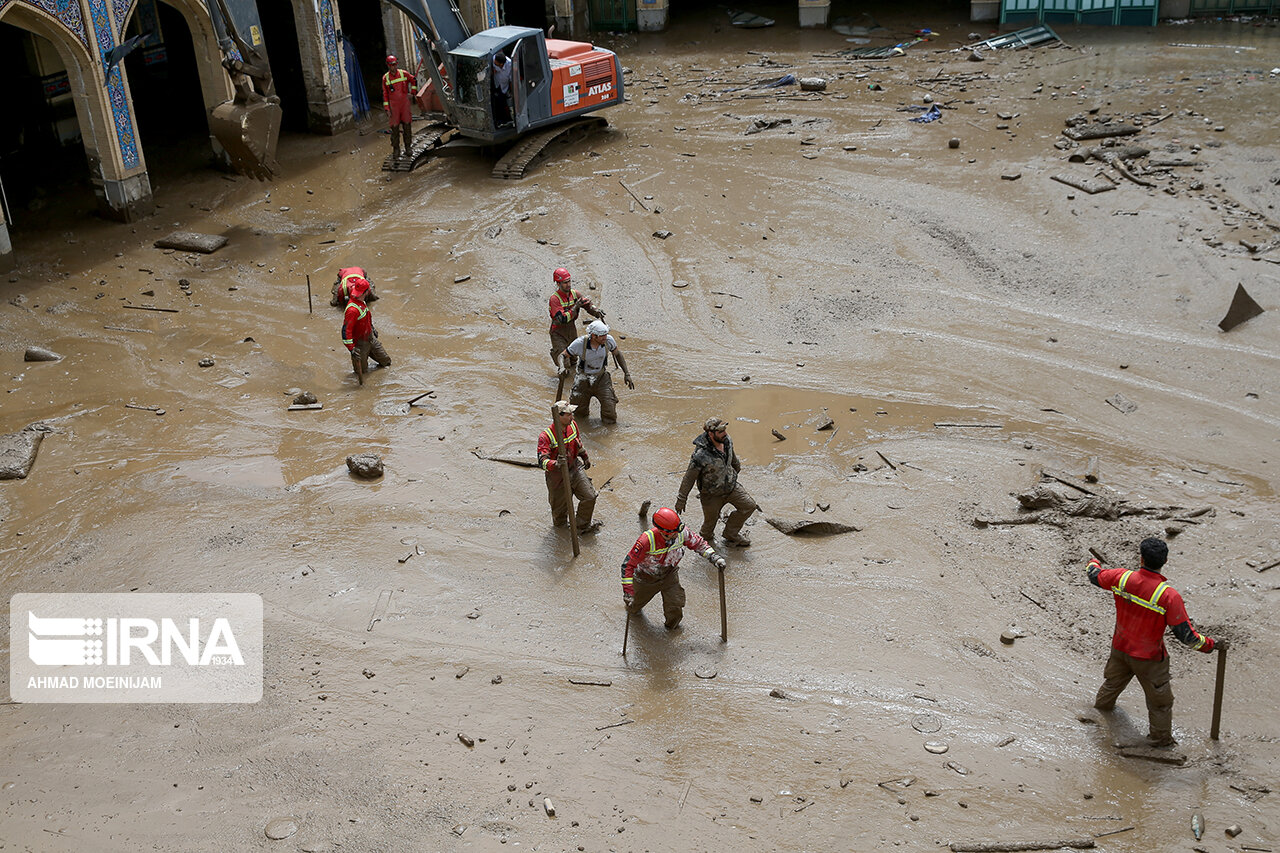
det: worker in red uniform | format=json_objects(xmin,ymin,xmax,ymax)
[
  {"xmin": 537, "ymin": 400, "xmax": 599, "ymax": 534},
  {"xmin": 1088, "ymin": 537, "xmax": 1225, "ymax": 747},
  {"xmin": 382, "ymin": 55, "xmax": 417, "ymax": 161},
  {"xmin": 621, "ymin": 507, "xmax": 725, "ymax": 630},
  {"xmin": 330, "ymin": 266, "xmax": 378, "ymax": 308},
  {"xmin": 548, "ymin": 267, "xmax": 604, "ymax": 374},
  {"xmin": 341, "ymin": 277, "xmax": 391, "ymax": 379}
]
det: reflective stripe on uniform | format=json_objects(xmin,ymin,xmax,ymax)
[
  {"xmin": 1110, "ymin": 570, "xmax": 1169, "ymax": 615},
  {"xmin": 644, "ymin": 529, "xmax": 676, "ymax": 555},
  {"xmin": 542, "ymin": 422, "xmax": 578, "ymax": 448}
]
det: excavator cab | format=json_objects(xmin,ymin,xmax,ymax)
[{"xmin": 443, "ymin": 27, "xmax": 549, "ymax": 143}]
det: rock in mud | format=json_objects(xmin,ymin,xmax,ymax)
[
  {"xmin": 0, "ymin": 425, "xmax": 50, "ymax": 480},
  {"xmin": 765, "ymin": 517, "xmax": 859, "ymax": 536},
  {"xmin": 949, "ymin": 137, "xmax": 960, "ymax": 149},
  {"xmin": 154, "ymin": 231, "xmax": 227, "ymax": 254},
  {"xmin": 293, "ymin": 391, "xmax": 318, "ymax": 406},
  {"xmin": 264, "ymin": 817, "xmax": 299, "ymax": 840},
  {"xmin": 652, "ymin": 230, "xmax": 673, "ymax": 239},
  {"xmin": 198, "ymin": 357, "xmax": 215, "ymax": 368},
  {"xmin": 458, "ymin": 733, "xmax": 475, "ymax": 747},
  {"xmin": 925, "ymin": 741, "xmax": 949, "ymax": 754},
  {"xmin": 23, "ymin": 346, "xmax": 62, "ymax": 362},
  {"xmin": 346, "ymin": 453, "xmax": 384, "ymax": 479},
  {"xmin": 799, "ymin": 77, "xmax": 827, "ymax": 91}
]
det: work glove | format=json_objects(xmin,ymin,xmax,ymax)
[
  {"xmin": 623, "ymin": 593, "xmax": 634, "ymax": 609},
  {"xmin": 674, "ymin": 499, "xmax": 686, "ymax": 514},
  {"xmin": 1216, "ymin": 638, "xmax": 1230, "ymax": 651},
  {"xmin": 580, "ymin": 455, "xmax": 591, "ymax": 470},
  {"xmin": 712, "ymin": 555, "xmax": 727, "ymax": 570},
  {"xmin": 624, "ymin": 373, "xmax": 635, "ymax": 390},
  {"xmin": 556, "ymin": 364, "xmax": 568, "ymax": 377}
]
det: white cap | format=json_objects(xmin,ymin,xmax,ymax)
[{"xmin": 587, "ymin": 320, "xmax": 609, "ymax": 336}]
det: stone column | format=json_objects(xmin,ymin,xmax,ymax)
[
  {"xmin": 798, "ymin": 0, "xmax": 829, "ymax": 28},
  {"xmin": 290, "ymin": 0, "xmax": 354, "ymax": 134},
  {"xmin": 637, "ymin": 0, "xmax": 669, "ymax": 31}
]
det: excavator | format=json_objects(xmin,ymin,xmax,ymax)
[
  {"xmin": 385, "ymin": 0, "xmax": 624, "ymax": 177},
  {"xmin": 201, "ymin": 0, "xmax": 621, "ymax": 181}
]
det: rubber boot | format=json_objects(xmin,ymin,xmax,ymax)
[
  {"xmin": 401, "ymin": 124, "xmax": 413, "ymax": 158},
  {"xmin": 391, "ymin": 130, "xmax": 401, "ymax": 161}
]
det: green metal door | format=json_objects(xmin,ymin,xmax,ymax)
[
  {"xmin": 589, "ymin": 0, "xmax": 636, "ymax": 30},
  {"xmin": 1190, "ymin": 0, "xmax": 1276, "ymax": 11}
]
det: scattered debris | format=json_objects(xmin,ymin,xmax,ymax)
[
  {"xmin": 23, "ymin": 346, "xmax": 62, "ymax": 362},
  {"xmin": 1063, "ymin": 123, "xmax": 1141, "ymax": 142},
  {"xmin": 1118, "ymin": 746, "xmax": 1186, "ymax": 765},
  {"xmin": 1094, "ymin": 827, "xmax": 1134, "ymax": 839},
  {"xmin": 996, "ymin": 736, "xmax": 1016, "ymax": 747},
  {"xmin": 543, "ymin": 797, "xmax": 556, "ymax": 817},
  {"xmin": 1226, "ymin": 825, "xmax": 1243, "ymax": 838},
  {"xmin": 910, "ymin": 104, "xmax": 943, "ymax": 124},
  {"xmin": 769, "ymin": 688, "xmax": 791, "ymax": 699},
  {"xmin": 771, "ymin": 429, "xmax": 786, "ymax": 441},
  {"xmin": 966, "ymin": 24, "xmax": 1062, "ymax": 52},
  {"xmin": 346, "ymin": 453, "xmax": 384, "ymax": 479},
  {"xmin": 1218, "ymin": 283, "xmax": 1264, "ymax": 332},
  {"xmin": 125, "ymin": 403, "xmax": 165, "ymax": 414},
  {"xmin": 946, "ymin": 760, "xmax": 971, "ymax": 775},
  {"xmin": 1000, "ymin": 630, "xmax": 1020, "ymax": 645},
  {"xmin": 198, "ymin": 357, "xmax": 215, "ymax": 368},
  {"xmin": 1105, "ymin": 393, "xmax": 1138, "ymax": 415},
  {"xmin": 457, "ymin": 733, "xmax": 475, "ymax": 747},
  {"xmin": 568, "ymin": 677, "xmax": 613, "ymax": 687},
  {"xmin": 652, "ymin": 230, "xmax": 673, "ymax": 239},
  {"xmin": 293, "ymin": 391, "xmax": 318, "ymax": 406},
  {"xmin": 934, "ymin": 422, "xmax": 1002, "ymax": 429},
  {"xmin": 471, "ymin": 450, "xmax": 539, "ymax": 468},
  {"xmin": 594, "ymin": 719, "xmax": 633, "ymax": 731},
  {"xmin": 154, "ymin": 231, "xmax": 227, "ymax": 254},
  {"xmin": 1001, "ymin": 172, "xmax": 1022, "ymax": 181},
  {"xmin": 765, "ymin": 517, "xmax": 859, "ymax": 536},
  {"xmin": 123, "ymin": 304, "xmax": 179, "ymax": 313},
  {"xmin": 799, "ymin": 77, "xmax": 827, "ymax": 92}
]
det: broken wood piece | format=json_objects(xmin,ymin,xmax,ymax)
[
  {"xmin": 1050, "ymin": 173, "xmax": 1116, "ymax": 195},
  {"xmin": 1020, "ymin": 589, "xmax": 1047, "ymax": 610},
  {"xmin": 471, "ymin": 450, "xmax": 539, "ymax": 468},
  {"xmin": 1040, "ymin": 468, "xmax": 1098, "ymax": 495},
  {"xmin": 568, "ymin": 677, "xmax": 613, "ymax": 687},
  {"xmin": 677, "ymin": 780, "xmax": 691, "ymax": 814},
  {"xmin": 618, "ymin": 179, "xmax": 650, "ymax": 211},
  {"xmin": 287, "ymin": 403, "xmax": 323, "ymax": 411},
  {"xmin": 397, "ymin": 552, "xmax": 414, "ymax": 564},
  {"xmin": 594, "ymin": 719, "xmax": 633, "ymax": 731},
  {"xmin": 123, "ymin": 304, "xmax": 180, "ymax": 313},
  {"xmin": 1093, "ymin": 826, "xmax": 1135, "ymax": 839},
  {"xmin": 407, "ymin": 392, "xmax": 434, "ymax": 406},
  {"xmin": 934, "ymin": 422, "xmax": 1003, "ymax": 429},
  {"xmin": 950, "ymin": 840, "xmax": 1095, "ymax": 852},
  {"xmin": 103, "ymin": 325, "xmax": 151, "ymax": 333},
  {"xmin": 875, "ymin": 450, "xmax": 898, "ymax": 470},
  {"xmin": 771, "ymin": 429, "xmax": 787, "ymax": 441},
  {"xmin": 124, "ymin": 403, "xmax": 162, "ymax": 412},
  {"xmin": 1255, "ymin": 558, "xmax": 1280, "ymax": 574},
  {"xmin": 1063, "ymin": 123, "xmax": 1140, "ymax": 141},
  {"xmin": 973, "ymin": 514, "xmax": 1043, "ymax": 527}
]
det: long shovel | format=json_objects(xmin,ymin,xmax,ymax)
[
  {"xmin": 550, "ymin": 405, "xmax": 579, "ymax": 558},
  {"xmin": 718, "ymin": 566, "xmax": 728, "ymax": 642},
  {"xmin": 1210, "ymin": 644, "xmax": 1228, "ymax": 740}
]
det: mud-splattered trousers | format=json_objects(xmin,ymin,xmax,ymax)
[
  {"xmin": 621, "ymin": 528, "xmax": 717, "ymax": 629},
  {"xmin": 343, "ymin": 299, "xmax": 391, "ymax": 374},
  {"xmin": 677, "ymin": 433, "xmax": 757, "ymax": 541}
]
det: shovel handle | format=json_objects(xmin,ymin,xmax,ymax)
[
  {"xmin": 718, "ymin": 566, "xmax": 727, "ymax": 643},
  {"xmin": 1210, "ymin": 644, "xmax": 1227, "ymax": 740}
]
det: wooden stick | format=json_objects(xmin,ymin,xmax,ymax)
[
  {"xmin": 618, "ymin": 179, "xmax": 649, "ymax": 211},
  {"xmin": 1210, "ymin": 644, "xmax": 1227, "ymax": 739},
  {"xmin": 123, "ymin": 304, "xmax": 179, "ymax": 313},
  {"xmin": 622, "ymin": 609, "xmax": 631, "ymax": 656},
  {"xmin": 718, "ymin": 566, "xmax": 728, "ymax": 642},
  {"xmin": 551, "ymin": 404, "xmax": 579, "ymax": 557},
  {"xmin": 949, "ymin": 840, "xmax": 1095, "ymax": 852},
  {"xmin": 306, "ymin": 275, "xmax": 313, "ymax": 314}
]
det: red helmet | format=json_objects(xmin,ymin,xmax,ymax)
[
  {"xmin": 386, "ymin": 55, "xmax": 398, "ymax": 65},
  {"xmin": 653, "ymin": 507, "xmax": 681, "ymax": 531},
  {"xmin": 348, "ymin": 278, "xmax": 370, "ymax": 299},
  {"xmin": 553, "ymin": 267, "xmax": 571, "ymax": 285}
]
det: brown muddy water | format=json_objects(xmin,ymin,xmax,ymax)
[{"xmin": 2, "ymin": 7, "xmax": 1278, "ymax": 851}]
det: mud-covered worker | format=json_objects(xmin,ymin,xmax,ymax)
[
  {"xmin": 341, "ymin": 277, "xmax": 391, "ymax": 377},
  {"xmin": 548, "ymin": 267, "xmax": 604, "ymax": 373},
  {"xmin": 492, "ymin": 52, "xmax": 513, "ymax": 124},
  {"xmin": 1088, "ymin": 537, "xmax": 1224, "ymax": 748},
  {"xmin": 621, "ymin": 507, "xmax": 726, "ymax": 630},
  {"xmin": 675, "ymin": 417, "xmax": 759, "ymax": 547},
  {"xmin": 566, "ymin": 320, "xmax": 633, "ymax": 424},
  {"xmin": 536, "ymin": 400, "xmax": 600, "ymax": 534},
  {"xmin": 330, "ymin": 266, "xmax": 378, "ymax": 308},
  {"xmin": 382, "ymin": 55, "xmax": 417, "ymax": 160}
]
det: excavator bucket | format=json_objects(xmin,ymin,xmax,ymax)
[{"xmin": 210, "ymin": 97, "xmax": 281, "ymax": 181}]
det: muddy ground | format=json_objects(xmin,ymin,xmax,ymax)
[{"xmin": 2, "ymin": 7, "xmax": 1279, "ymax": 852}]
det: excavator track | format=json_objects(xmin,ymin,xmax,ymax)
[
  {"xmin": 491, "ymin": 117, "xmax": 608, "ymax": 179},
  {"xmin": 381, "ymin": 121, "xmax": 454, "ymax": 172}
]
